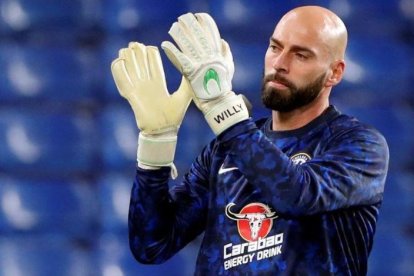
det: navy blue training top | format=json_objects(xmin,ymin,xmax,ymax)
[{"xmin": 128, "ymin": 105, "xmax": 389, "ymax": 275}]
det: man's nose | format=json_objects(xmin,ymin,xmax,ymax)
[{"xmin": 272, "ymin": 52, "xmax": 289, "ymax": 73}]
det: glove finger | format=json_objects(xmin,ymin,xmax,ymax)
[
  {"xmin": 129, "ymin": 42, "xmax": 150, "ymax": 80},
  {"xmin": 146, "ymin": 46, "xmax": 171, "ymax": 99},
  {"xmin": 146, "ymin": 46, "xmax": 167, "ymax": 82},
  {"xmin": 178, "ymin": 13, "xmax": 212, "ymax": 56},
  {"xmin": 111, "ymin": 58, "xmax": 133, "ymax": 99},
  {"xmin": 168, "ymin": 21, "xmax": 201, "ymax": 60},
  {"xmin": 161, "ymin": 41, "xmax": 193, "ymax": 76},
  {"xmin": 195, "ymin": 13, "xmax": 221, "ymax": 53},
  {"xmin": 120, "ymin": 47, "xmax": 141, "ymax": 84},
  {"xmin": 221, "ymin": 39, "xmax": 235, "ymax": 79}
]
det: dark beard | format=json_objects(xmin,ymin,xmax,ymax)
[{"xmin": 261, "ymin": 72, "xmax": 327, "ymax": 112}]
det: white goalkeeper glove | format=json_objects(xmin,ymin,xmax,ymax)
[
  {"xmin": 111, "ymin": 42, "xmax": 192, "ymax": 174},
  {"xmin": 161, "ymin": 12, "xmax": 249, "ymax": 135}
]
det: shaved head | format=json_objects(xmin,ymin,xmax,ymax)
[{"xmin": 277, "ymin": 6, "xmax": 348, "ymax": 61}]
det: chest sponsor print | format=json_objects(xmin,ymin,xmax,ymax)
[{"xmin": 223, "ymin": 202, "xmax": 284, "ymax": 270}]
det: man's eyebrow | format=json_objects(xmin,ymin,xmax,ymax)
[{"xmin": 270, "ymin": 37, "xmax": 316, "ymax": 56}]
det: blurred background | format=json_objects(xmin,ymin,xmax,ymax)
[{"xmin": 0, "ymin": 0, "xmax": 413, "ymax": 275}]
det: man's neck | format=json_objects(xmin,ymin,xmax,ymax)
[{"xmin": 271, "ymin": 99, "xmax": 330, "ymax": 131}]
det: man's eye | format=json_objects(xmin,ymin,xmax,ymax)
[
  {"xmin": 296, "ymin": 53, "xmax": 308, "ymax": 60},
  {"xmin": 269, "ymin": 45, "xmax": 280, "ymax": 52}
]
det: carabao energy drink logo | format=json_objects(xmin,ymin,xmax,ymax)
[
  {"xmin": 226, "ymin": 203, "xmax": 277, "ymax": 242},
  {"xmin": 223, "ymin": 203, "xmax": 283, "ymax": 270}
]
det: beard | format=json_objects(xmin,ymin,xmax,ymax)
[{"xmin": 261, "ymin": 72, "xmax": 327, "ymax": 112}]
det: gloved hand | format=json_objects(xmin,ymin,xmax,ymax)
[
  {"xmin": 111, "ymin": 42, "xmax": 192, "ymax": 174},
  {"xmin": 161, "ymin": 12, "xmax": 249, "ymax": 135}
]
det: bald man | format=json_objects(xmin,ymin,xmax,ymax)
[
  {"xmin": 263, "ymin": 6, "xmax": 347, "ymax": 129},
  {"xmin": 125, "ymin": 6, "xmax": 389, "ymax": 275}
]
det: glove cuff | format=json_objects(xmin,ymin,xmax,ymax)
[
  {"xmin": 204, "ymin": 94, "xmax": 249, "ymax": 135},
  {"xmin": 137, "ymin": 132, "xmax": 177, "ymax": 167}
]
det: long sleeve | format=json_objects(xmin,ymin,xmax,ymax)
[
  {"xmin": 220, "ymin": 117, "xmax": 389, "ymax": 217},
  {"xmin": 128, "ymin": 142, "xmax": 213, "ymax": 264}
]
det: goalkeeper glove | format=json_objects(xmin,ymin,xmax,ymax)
[
  {"xmin": 111, "ymin": 42, "xmax": 192, "ymax": 175},
  {"xmin": 161, "ymin": 13, "xmax": 249, "ymax": 135}
]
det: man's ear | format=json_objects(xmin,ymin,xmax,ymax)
[{"xmin": 325, "ymin": 60, "xmax": 345, "ymax": 87}]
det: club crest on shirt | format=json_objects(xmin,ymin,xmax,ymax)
[
  {"xmin": 225, "ymin": 202, "xmax": 278, "ymax": 242},
  {"xmin": 290, "ymin": 152, "xmax": 312, "ymax": 165}
]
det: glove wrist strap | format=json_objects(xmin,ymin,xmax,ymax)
[
  {"xmin": 137, "ymin": 132, "xmax": 177, "ymax": 167},
  {"xmin": 204, "ymin": 94, "xmax": 249, "ymax": 135}
]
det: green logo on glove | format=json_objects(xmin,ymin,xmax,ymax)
[{"xmin": 203, "ymin": 68, "xmax": 221, "ymax": 95}]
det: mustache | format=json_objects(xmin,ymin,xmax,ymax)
[{"xmin": 263, "ymin": 73, "xmax": 295, "ymax": 89}]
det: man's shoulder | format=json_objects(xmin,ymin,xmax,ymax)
[{"xmin": 328, "ymin": 110, "xmax": 387, "ymax": 146}]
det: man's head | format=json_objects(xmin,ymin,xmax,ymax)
[{"xmin": 262, "ymin": 6, "xmax": 347, "ymax": 112}]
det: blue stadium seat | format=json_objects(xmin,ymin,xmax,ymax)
[
  {"xmin": 101, "ymin": 0, "xmax": 191, "ymax": 34},
  {"xmin": 369, "ymin": 171, "xmax": 414, "ymax": 276},
  {"xmin": 368, "ymin": 172, "xmax": 414, "ymax": 276},
  {"xmin": 0, "ymin": 0, "xmax": 98, "ymax": 35},
  {"xmin": 377, "ymin": 173, "xmax": 414, "ymax": 226},
  {"xmin": 333, "ymin": 38, "xmax": 413, "ymax": 106},
  {"xmin": 0, "ymin": 42, "xmax": 95, "ymax": 103},
  {"xmin": 399, "ymin": 0, "xmax": 414, "ymax": 38},
  {"xmin": 369, "ymin": 225, "xmax": 414, "ymax": 276},
  {"xmin": 328, "ymin": 0, "xmax": 407, "ymax": 39},
  {"xmin": 0, "ymin": 235, "xmax": 95, "ymax": 276},
  {"xmin": 0, "ymin": 106, "xmax": 96, "ymax": 176},
  {"xmin": 0, "ymin": 176, "xmax": 97, "ymax": 238},
  {"xmin": 212, "ymin": 0, "xmax": 409, "ymax": 42},
  {"xmin": 97, "ymin": 172, "xmax": 134, "ymax": 233},
  {"xmin": 100, "ymin": 103, "xmax": 138, "ymax": 171},
  {"xmin": 209, "ymin": 0, "xmax": 333, "ymax": 43},
  {"xmin": 208, "ymin": 0, "xmax": 288, "ymax": 43}
]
